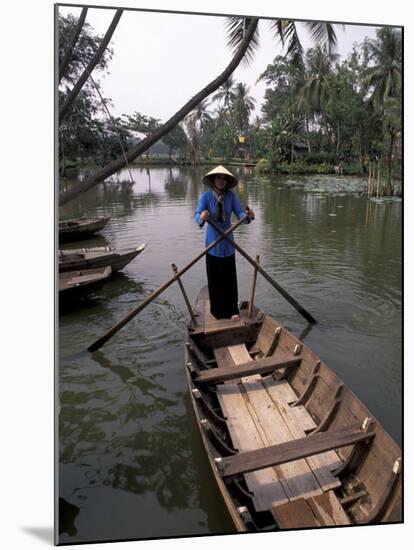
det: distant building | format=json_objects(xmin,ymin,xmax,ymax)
[{"xmin": 293, "ymin": 143, "xmax": 309, "ymax": 155}]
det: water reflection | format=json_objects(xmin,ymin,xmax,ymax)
[
  {"xmin": 59, "ymin": 497, "xmax": 80, "ymax": 537},
  {"xmin": 59, "ymin": 343, "xmax": 229, "ymax": 542},
  {"xmin": 298, "ymin": 322, "xmax": 316, "ymax": 343},
  {"xmin": 164, "ymin": 168, "xmax": 188, "ymax": 200},
  {"xmin": 59, "ymin": 272, "xmax": 144, "ymax": 316},
  {"xmin": 59, "ymin": 235, "xmax": 110, "ymax": 250},
  {"xmin": 59, "ymin": 166, "xmax": 401, "ymax": 542}
]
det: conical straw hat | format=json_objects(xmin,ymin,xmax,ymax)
[{"xmin": 202, "ymin": 165, "xmax": 238, "ymax": 189}]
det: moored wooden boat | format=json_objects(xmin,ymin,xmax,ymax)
[
  {"xmin": 185, "ymin": 287, "xmax": 401, "ymax": 531},
  {"xmin": 59, "ymin": 266, "xmax": 112, "ymax": 298},
  {"xmin": 59, "ymin": 215, "xmax": 111, "ymax": 241},
  {"xmin": 59, "ymin": 243, "xmax": 147, "ymax": 273}
]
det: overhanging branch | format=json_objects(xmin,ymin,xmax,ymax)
[{"xmin": 59, "ymin": 17, "xmax": 259, "ymax": 206}]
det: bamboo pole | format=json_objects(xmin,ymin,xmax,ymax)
[
  {"xmin": 172, "ymin": 263, "xmax": 197, "ymax": 326},
  {"xmin": 376, "ymin": 161, "xmax": 381, "ymax": 198},
  {"xmin": 207, "ymin": 219, "xmax": 317, "ymax": 324},
  {"xmin": 368, "ymin": 162, "xmax": 372, "ymax": 197},
  {"xmin": 80, "ymin": 60, "xmax": 134, "ymax": 186},
  {"xmin": 87, "ymin": 215, "xmax": 248, "ymax": 352},
  {"xmin": 365, "ymin": 199, "xmax": 370, "ymax": 227},
  {"xmin": 247, "ymin": 255, "xmax": 260, "ymax": 318}
]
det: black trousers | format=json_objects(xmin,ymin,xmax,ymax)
[{"xmin": 206, "ymin": 253, "xmax": 239, "ymax": 319}]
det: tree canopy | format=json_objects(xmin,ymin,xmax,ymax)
[{"xmin": 58, "ymin": 10, "xmax": 402, "ymax": 201}]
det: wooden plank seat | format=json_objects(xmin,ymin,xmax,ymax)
[
  {"xmin": 215, "ymin": 345, "xmax": 323, "ymax": 510},
  {"xmin": 216, "ymin": 425, "xmax": 376, "ymax": 478},
  {"xmin": 261, "ymin": 377, "xmax": 342, "ymax": 491},
  {"xmin": 190, "ymin": 321, "xmax": 247, "ymax": 337},
  {"xmin": 194, "ymin": 356, "xmax": 302, "ymax": 385}
]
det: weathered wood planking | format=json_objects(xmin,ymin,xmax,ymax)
[
  {"xmin": 241, "ymin": 378, "xmax": 323, "ymax": 501},
  {"xmin": 230, "ymin": 344, "xmax": 341, "ymax": 493},
  {"xmin": 255, "ymin": 316, "xmax": 281, "ymax": 356},
  {"xmin": 214, "ymin": 347, "xmax": 236, "ymax": 370},
  {"xmin": 310, "ymin": 492, "xmax": 350, "ymax": 525},
  {"xmin": 272, "ymin": 491, "xmax": 350, "ymax": 528},
  {"xmin": 216, "ymin": 382, "xmax": 289, "ymax": 510},
  {"xmin": 269, "ymin": 327, "xmax": 402, "ymax": 521},
  {"xmin": 194, "ymin": 325, "xmax": 259, "ymax": 350},
  {"xmin": 228, "ymin": 344, "xmax": 251, "ymax": 364},
  {"xmin": 228, "ymin": 344, "xmax": 320, "ymax": 504},
  {"xmin": 194, "ymin": 356, "xmax": 301, "ymax": 385},
  {"xmin": 228, "ymin": 345, "xmax": 341, "ymax": 498},
  {"xmin": 272, "ymin": 498, "xmax": 321, "ymax": 528},
  {"xmin": 227, "ymin": 344, "xmax": 322, "ymax": 504},
  {"xmin": 202, "ymin": 300, "xmax": 245, "ymax": 334},
  {"xmin": 190, "ymin": 291, "xmax": 401, "ymax": 527},
  {"xmin": 215, "ymin": 345, "xmax": 290, "ymax": 510},
  {"xmin": 262, "ymin": 378, "xmax": 342, "ymax": 491},
  {"xmin": 217, "ymin": 426, "xmax": 375, "ymax": 477}
]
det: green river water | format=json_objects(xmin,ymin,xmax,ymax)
[{"xmin": 58, "ymin": 166, "xmax": 402, "ymax": 543}]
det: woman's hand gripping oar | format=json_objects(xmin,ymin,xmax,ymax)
[
  {"xmin": 87, "ymin": 215, "xmax": 248, "ymax": 352},
  {"xmin": 207, "ymin": 217, "xmax": 317, "ymax": 324}
]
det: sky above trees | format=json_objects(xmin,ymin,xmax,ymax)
[{"xmin": 58, "ymin": 6, "xmax": 382, "ymax": 122}]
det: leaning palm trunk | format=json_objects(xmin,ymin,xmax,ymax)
[
  {"xmin": 59, "ymin": 7, "xmax": 88, "ymax": 82},
  {"xmin": 59, "ymin": 9, "xmax": 123, "ymax": 123},
  {"xmin": 59, "ymin": 18, "xmax": 259, "ymax": 206}
]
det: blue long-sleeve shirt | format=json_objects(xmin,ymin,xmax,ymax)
[{"xmin": 195, "ymin": 190, "xmax": 249, "ymax": 257}]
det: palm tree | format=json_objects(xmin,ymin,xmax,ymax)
[
  {"xmin": 213, "ymin": 104, "xmax": 228, "ymax": 127},
  {"xmin": 192, "ymin": 100, "xmax": 213, "ymax": 129},
  {"xmin": 232, "ymin": 82, "xmax": 256, "ymax": 135},
  {"xmin": 297, "ymin": 46, "xmax": 340, "ymax": 151},
  {"xmin": 251, "ymin": 115, "xmax": 263, "ymax": 132},
  {"xmin": 301, "ymin": 47, "xmax": 339, "ymax": 110},
  {"xmin": 60, "ymin": 16, "xmax": 339, "ymax": 206},
  {"xmin": 212, "ymin": 76, "xmax": 236, "ymax": 113},
  {"xmin": 185, "ymin": 100, "xmax": 212, "ymax": 163},
  {"xmin": 365, "ymin": 28, "xmax": 402, "ymax": 192},
  {"xmin": 249, "ymin": 115, "xmax": 263, "ymax": 159},
  {"xmin": 365, "ymin": 28, "xmax": 402, "ymax": 107}
]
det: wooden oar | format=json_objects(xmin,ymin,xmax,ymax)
[
  {"xmin": 207, "ymin": 218, "xmax": 317, "ymax": 324},
  {"xmin": 87, "ymin": 215, "xmax": 248, "ymax": 352}
]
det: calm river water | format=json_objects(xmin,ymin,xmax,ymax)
[{"xmin": 58, "ymin": 166, "xmax": 402, "ymax": 544}]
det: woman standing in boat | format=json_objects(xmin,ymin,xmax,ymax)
[{"xmin": 195, "ymin": 165, "xmax": 254, "ymax": 320}]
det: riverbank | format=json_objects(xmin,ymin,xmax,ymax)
[
  {"xmin": 60, "ymin": 156, "xmax": 402, "ymax": 197},
  {"xmin": 130, "ymin": 156, "xmax": 257, "ymax": 167},
  {"xmin": 130, "ymin": 157, "xmax": 402, "ymax": 197}
]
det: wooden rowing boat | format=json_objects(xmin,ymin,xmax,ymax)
[
  {"xmin": 59, "ymin": 266, "xmax": 112, "ymax": 298},
  {"xmin": 59, "ymin": 215, "xmax": 111, "ymax": 241},
  {"xmin": 185, "ymin": 287, "xmax": 401, "ymax": 531},
  {"xmin": 59, "ymin": 243, "xmax": 147, "ymax": 273}
]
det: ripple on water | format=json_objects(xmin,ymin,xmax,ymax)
[{"xmin": 59, "ymin": 168, "xmax": 401, "ymax": 542}]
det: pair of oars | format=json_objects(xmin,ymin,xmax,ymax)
[{"xmin": 87, "ymin": 213, "xmax": 316, "ymax": 352}]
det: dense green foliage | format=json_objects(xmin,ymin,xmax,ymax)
[
  {"xmin": 59, "ymin": 11, "xmax": 401, "ymax": 194},
  {"xmin": 252, "ymin": 28, "xmax": 401, "ymax": 193}
]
